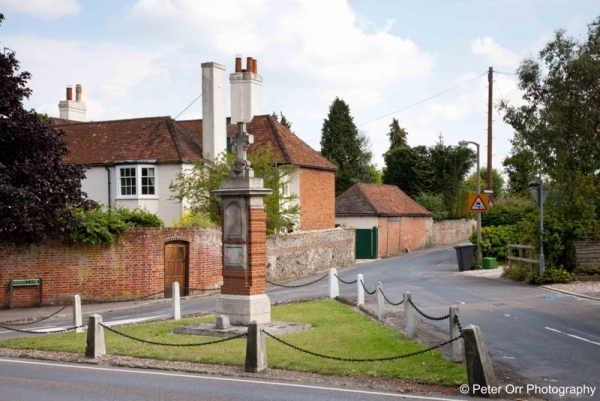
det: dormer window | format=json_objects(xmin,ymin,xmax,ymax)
[{"xmin": 117, "ymin": 165, "xmax": 157, "ymax": 198}]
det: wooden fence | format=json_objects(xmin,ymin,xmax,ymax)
[{"xmin": 507, "ymin": 244, "xmax": 538, "ymax": 270}]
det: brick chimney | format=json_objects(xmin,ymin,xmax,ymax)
[
  {"xmin": 230, "ymin": 55, "xmax": 262, "ymax": 124},
  {"xmin": 201, "ymin": 62, "xmax": 227, "ymax": 162},
  {"xmin": 58, "ymin": 84, "xmax": 87, "ymax": 121}
]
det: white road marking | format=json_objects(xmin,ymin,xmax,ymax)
[
  {"xmin": 0, "ymin": 358, "xmax": 468, "ymax": 401},
  {"xmin": 545, "ymin": 327, "xmax": 600, "ymax": 346},
  {"xmin": 504, "ymin": 314, "xmax": 510, "ymax": 317}
]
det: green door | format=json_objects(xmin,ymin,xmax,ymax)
[{"xmin": 356, "ymin": 227, "xmax": 378, "ymax": 259}]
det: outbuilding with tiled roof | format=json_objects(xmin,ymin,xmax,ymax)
[{"xmin": 335, "ymin": 184, "xmax": 433, "ymax": 258}]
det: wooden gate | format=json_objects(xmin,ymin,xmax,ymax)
[{"xmin": 164, "ymin": 242, "xmax": 189, "ymax": 298}]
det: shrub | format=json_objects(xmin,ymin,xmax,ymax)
[
  {"xmin": 469, "ymin": 225, "xmax": 521, "ymax": 262},
  {"xmin": 173, "ymin": 209, "xmax": 219, "ymax": 228},
  {"xmin": 502, "ymin": 262, "xmax": 534, "ymax": 282},
  {"xmin": 69, "ymin": 205, "xmax": 164, "ymax": 244},
  {"xmin": 415, "ymin": 192, "xmax": 447, "ymax": 221},
  {"xmin": 576, "ymin": 266, "xmax": 600, "ymax": 276},
  {"xmin": 481, "ymin": 198, "xmax": 535, "ymax": 227},
  {"xmin": 526, "ymin": 266, "xmax": 573, "ymax": 284}
]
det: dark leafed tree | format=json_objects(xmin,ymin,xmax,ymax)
[
  {"xmin": 387, "ymin": 117, "xmax": 408, "ymax": 151},
  {"xmin": 502, "ymin": 147, "xmax": 537, "ymax": 198},
  {"xmin": 499, "ymin": 15, "xmax": 600, "ymax": 221},
  {"xmin": 271, "ymin": 111, "xmax": 293, "ymax": 131},
  {"xmin": 320, "ymin": 97, "xmax": 376, "ymax": 195},
  {"xmin": 0, "ymin": 14, "xmax": 91, "ymax": 242}
]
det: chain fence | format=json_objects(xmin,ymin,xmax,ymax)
[
  {"xmin": 263, "ymin": 329, "xmax": 463, "ymax": 362},
  {"xmin": 0, "ymin": 323, "xmax": 87, "ymax": 334},
  {"xmin": 99, "ymin": 323, "xmax": 246, "ymax": 347},
  {"xmin": 334, "ymin": 274, "xmax": 357, "ymax": 285},
  {"xmin": 378, "ymin": 288, "xmax": 404, "ymax": 306},
  {"xmin": 360, "ymin": 280, "xmax": 377, "ymax": 295},
  {"xmin": 0, "ymin": 305, "xmax": 69, "ymax": 326},
  {"xmin": 408, "ymin": 298, "xmax": 450, "ymax": 321},
  {"xmin": 266, "ymin": 273, "xmax": 329, "ymax": 288}
]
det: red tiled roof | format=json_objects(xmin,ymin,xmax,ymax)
[
  {"xmin": 179, "ymin": 115, "xmax": 336, "ymax": 170},
  {"xmin": 55, "ymin": 116, "xmax": 202, "ymax": 165},
  {"xmin": 56, "ymin": 114, "xmax": 336, "ymax": 170},
  {"xmin": 336, "ymin": 184, "xmax": 432, "ymax": 217}
]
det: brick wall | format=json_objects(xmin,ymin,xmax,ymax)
[
  {"xmin": 0, "ymin": 227, "xmax": 222, "ymax": 308},
  {"xmin": 266, "ymin": 228, "xmax": 355, "ymax": 281},
  {"xmin": 299, "ymin": 168, "xmax": 335, "ymax": 230},
  {"xmin": 399, "ymin": 217, "xmax": 432, "ymax": 252}
]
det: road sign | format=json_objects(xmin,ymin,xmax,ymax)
[{"xmin": 468, "ymin": 194, "xmax": 489, "ymax": 212}]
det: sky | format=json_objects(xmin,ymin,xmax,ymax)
[{"xmin": 1, "ymin": 0, "xmax": 598, "ymax": 174}]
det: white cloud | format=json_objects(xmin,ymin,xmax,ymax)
[
  {"xmin": 125, "ymin": 0, "xmax": 434, "ymax": 89},
  {"xmin": 471, "ymin": 36, "xmax": 520, "ymax": 69},
  {"xmin": 0, "ymin": 0, "xmax": 81, "ymax": 20}
]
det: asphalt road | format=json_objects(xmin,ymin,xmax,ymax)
[
  {"xmin": 0, "ymin": 357, "xmax": 470, "ymax": 401},
  {"xmin": 1, "ymin": 244, "xmax": 599, "ymax": 400}
]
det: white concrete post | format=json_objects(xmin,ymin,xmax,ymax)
[
  {"xmin": 72, "ymin": 294, "xmax": 83, "ymax": 333},
  {"xmin": 404, "ymin": 291, "xmax": 415, "ymax": 339},
  {"xmin": 449, "ymin": 306, "xmax": 463, "ymax": 362},
  {"xmin": 85, "ymin": 314, "xmax": 106, "ymax": 359},
  {"xmin": 463, "ymin": 324, "xmax": 498, "ymax": 396},
  {"xmin": 245, "ymin": 321, "xmax": 268, "ymax": 373},
  {"xmin": 172, "ymin": 282, "xmax": 181, "ymax": 321},
  {"xmin": 357, "ymin": 274, "xmax": 364, "ymax": 307},
  {"xmin": 376, "ymin": 282, "xmax": 385, "ymax": 321},
  {"xmin": 328, "ymin": 268, "xmax": 339, "ymax": 299}
]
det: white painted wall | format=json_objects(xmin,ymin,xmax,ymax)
[
  {"xmin": 80, "ymin": 164, "xmax": 185, "ymax": 226},
  {"xmin": 335, "ymin": 216, "xmax": 378, "ymax": 230}
]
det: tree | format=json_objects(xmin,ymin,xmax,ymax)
[
  {"xmin": 383, "ymin": 146, "xmax": 434, "ymax": 198},
  {"xmin": 502, "ymin": 147, "xmax": 537, "ymax": 198},
  {"xmin": 387, "ymin": 118, "xmax": 408, "ymax": 150},
  {"xmin": 0, "ymin": 14, "xmax": 91, "ymax": 242},
  {"xmin": 499, "ymin": 16, "xmax": 600, "ymax": 222},
  {"xmin": 320, "ymin": 97, "xmax": 377, "ymax": 195},
  {"xmin": 463, "ymin": 167, "xmax": 506, "ymax": 198},
  {"xmin": 383, "ymin": 142, "xmax": 475, "ymax": 217},
  {"xmin": 271, "ymin": 111, "xmax": 293, "ymax": 131},
  {"xmin": 170, "ymin": 147, "xmax": 300, "ymax": 234}
]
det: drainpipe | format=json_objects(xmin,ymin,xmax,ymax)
[{"xmin": 105, "ymin": 166, "xmax": 112, "ymax": 208}]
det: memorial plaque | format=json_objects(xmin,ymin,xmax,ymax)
[
  {"xmin": 223, "ymin": 199, "xmax": 246, "ymax": 240},
  {"xmin": 224, "ymin": 244, "xmax": 246, "ymax": 268}
]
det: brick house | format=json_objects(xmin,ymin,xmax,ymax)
[
  {"xmin": 335, "ymin": 184, "xmax": 433, "ymax": 257},
  {"xmin": 52, "ymin": 57, "xmax": 336, "ymax": 230}
]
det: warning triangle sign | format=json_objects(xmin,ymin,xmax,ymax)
[{"xmin": 468, "ymin": 194, "xmax": 489, "ymax": 212}]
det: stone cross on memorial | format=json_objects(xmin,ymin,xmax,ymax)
[
  {"xmin": 211, "ymin": 121, "xmax": 272, "ymax": 326},
  {"xmin": 231, "ymin": 122, "xmax": 254, "ymax": 178}
]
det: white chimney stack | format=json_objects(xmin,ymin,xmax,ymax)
[
  {"xmin": 230, "ymin": 55, "xmax": 262, "ymax": 124},
  {"xmin": 58, "ymin": 84, "xmax": 87, "ymax": 121},
  {"xmin": 201, "ymin": 62, "xmax": 227, "ymax": 162}
]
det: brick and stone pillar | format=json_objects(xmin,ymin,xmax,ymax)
[{"xmin": 212, "ymin": 122, "xmax": 272, "ymax": 325}]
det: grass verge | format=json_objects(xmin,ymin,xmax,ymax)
[{"xmin": 0, "ymin": 300, "xmax": 466, "ymax": 385}]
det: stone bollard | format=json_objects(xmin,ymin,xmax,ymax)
[
  {"xmin": 172, "ymin": 281, "xmax": 181, "ymax": 321},
  {"xmin": 245, "ymin": 321, "xmax": 267, "ymax": 373},
  {"xmin": 357, "ymin": 274, "xmax": 364, "ymax": 307},
  {"xmin": 73, "ymin": 294, "xmax": 83, "ymax": 333},
  {"xmin": 403, "ymin": 292, "xmax": 415, "ymax": 339},
  {"xmin": 376, "ymin": 282, "xmax": 385, "ymax": 321},
  {"xmin": 328, "ymin": 268, "xmax": 339, "ymax": 299},
  {"xmin": 449, "ymin": 306, "xmax": 463, "ymax": 362},
  {"xmin": 463, "ymin": 324, "xmax": 498, "ymax": 397},
  {"xmin": 85, "ymin": 314, "xmax": 106, "ymax": 359}
]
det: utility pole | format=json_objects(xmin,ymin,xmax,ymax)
[{"xmin": 487, "ymin": 67, "xmax": 493, "ymax": 192}]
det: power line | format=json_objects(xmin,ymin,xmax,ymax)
[
  {"xmin": 357, "ymin": 71, "xmax": 488, "ymax": 126},
  {"xmin": 174, "ymin": 93, "xmax": 202, "ymax": 120},
  {"xmin": 494, "ymin": 70, "xmax": 516, "ymax": 75}
]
